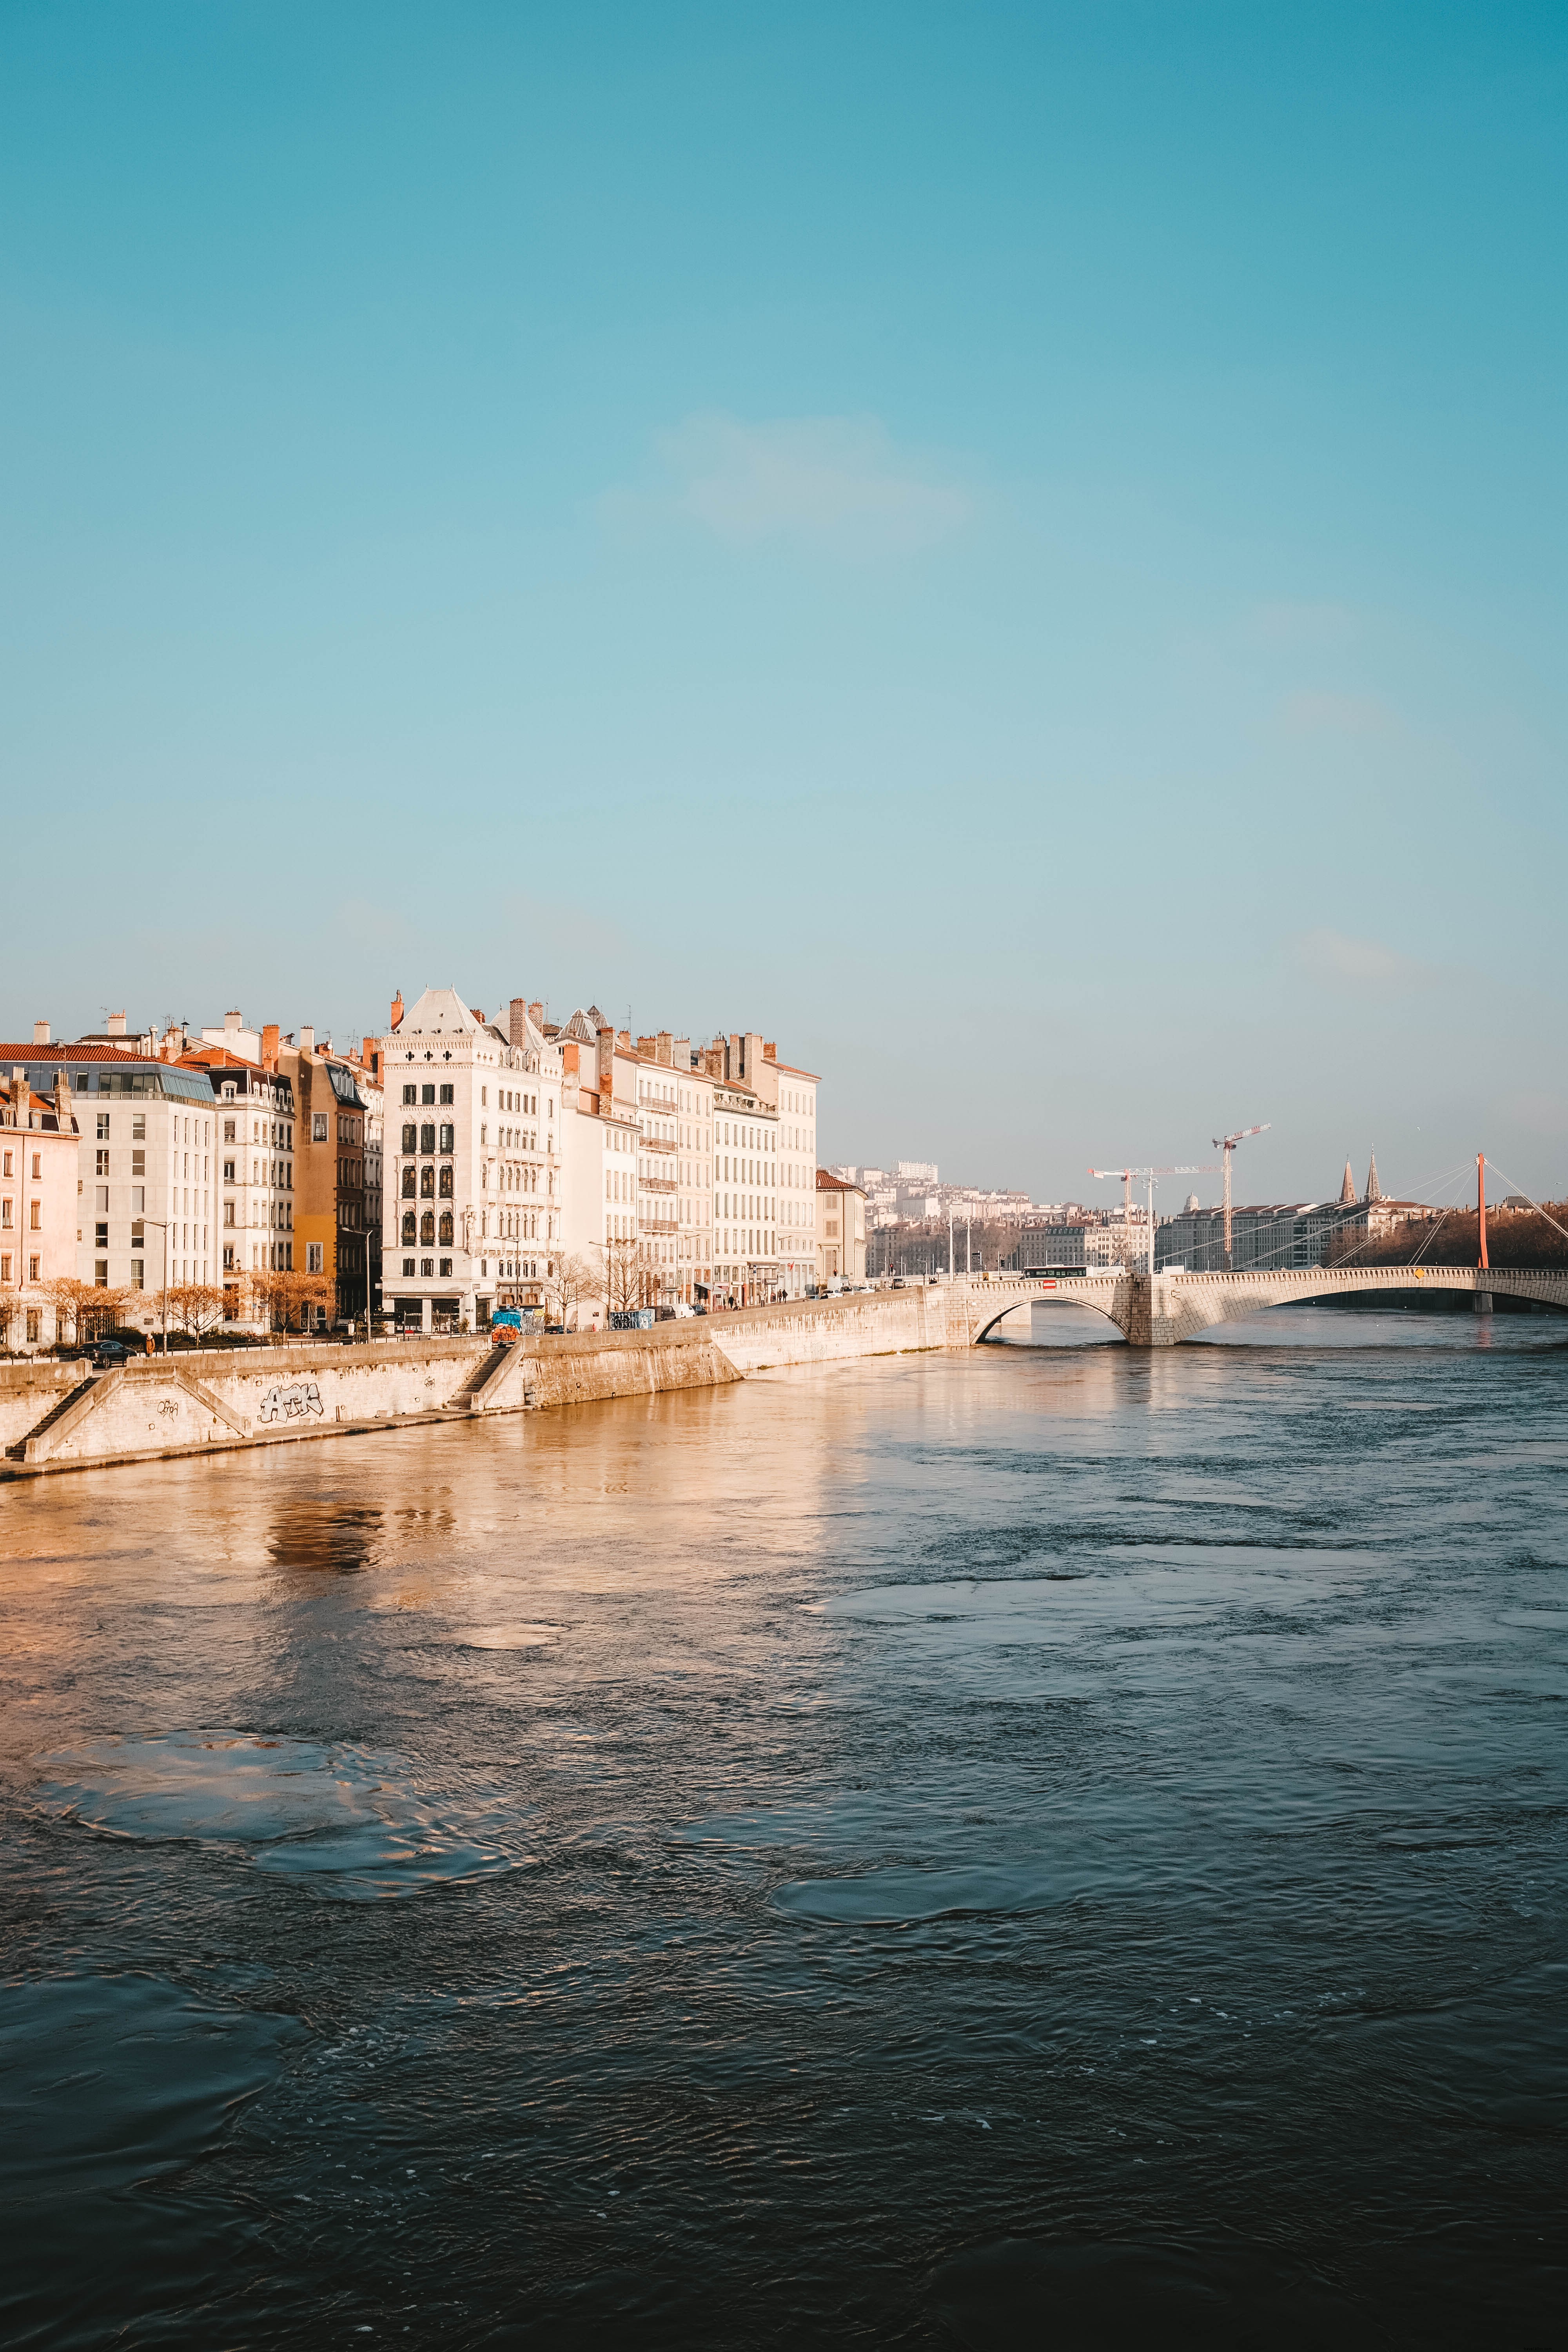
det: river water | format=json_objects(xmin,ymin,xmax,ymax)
[{"xmin": 2, "ymin": 1307, "xmax": 1564, "ymax": 2347}]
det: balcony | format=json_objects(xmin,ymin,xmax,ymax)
[
  {"xmin": 641, "ymin": 1176, "xmax": 677, "ymax": 1194},
  {"xmin": 643, "ymin": 1134, "xmax": 676, "ymax": 1154}
]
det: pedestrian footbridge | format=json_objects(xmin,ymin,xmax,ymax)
[{"xmin": 962, "ymin": 1265, "xmax": 1568, "ymax": 1348}]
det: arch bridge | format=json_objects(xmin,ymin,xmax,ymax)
[{"xmin": 961, "ymin": 1266, "xmax": 1568, "ymax": 1348}]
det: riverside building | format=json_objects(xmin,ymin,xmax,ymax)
[
  {"xmin": 0, "ymin": 1067, "xmax": 80, "ymax": 1350},
  {"xmin": 2, "ymin": 1027, "xmax": 221, "ymax": 1309},
  {"xmin": 379, "ymin": 988, "xmax": 563, "ymax": 1334}
]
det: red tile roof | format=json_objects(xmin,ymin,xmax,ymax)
[{"xmin": 0, "ymin": 1042, "xmax": 159, "ymax": 1063}]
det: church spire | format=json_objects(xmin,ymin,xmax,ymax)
[
  {"xmin": 1339, "ymin": 1158, "xmax": 1357, "ymax": 1204},
  {"xmin": 1366, "ymin": 1149, "xmax": 1382, "ymax": 1202}
]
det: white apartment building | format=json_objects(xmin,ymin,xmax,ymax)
[
  {"xmin": 675, "ymin": 1054, "xmax": 714, "ymax": 1304},
  {"xmin": 768, "ymin": 1052, "xmax": 819, "ymax": 1296},
  {"xmin": 687, "ymin": 1031, "xmax": 819, "ymax": 1303},
  {"xmin": 589, "ymin": 1027, "xmax": 706, "ymax": 1308},
  {"xmin": 1, "ymin": 1034, "xmax": 222, "ymax": 1313},
  {"xmin": 710, "ymin": 1067, "xmax": 778, "ymax": 1305},
  {"xmin": 558, "ymin": 1011, "xmax": 639, "ymax": 1327},
  {"xmin": 183, "ymin": 1049, "xmax": 297, "ymax": 1300},
  {"xmin": 381, "ymin": 988, "xmax": 563, "ymax": 1334}
]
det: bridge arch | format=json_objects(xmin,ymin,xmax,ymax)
[{"xmin": 972, "ymin": 1289, "xmax": 1125, "ymax": 1345}]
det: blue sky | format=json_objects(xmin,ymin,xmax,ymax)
[{"xmin": 3, "ymin": 2, "xmax": 1563, "ymax": 1208}]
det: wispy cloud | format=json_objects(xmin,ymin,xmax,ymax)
[
  {"xmin": 1294, "ymin": 928, "xmax": 1443, "ymax": 991},
  {"xmin": 602, "ymin": 412, "xmax": 974, "ymax": 558},
  {"xmin": 1279, "ymin": 689, "xmax": 1402, "ymax": 737}
]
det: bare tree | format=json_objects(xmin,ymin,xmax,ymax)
[
  {"xmin": 160, "ymin": 1283, "xmax": 229, "ymax": 1346},
  {"xmin": 545, "ymin": 1251, "xmax": 597, "ymax": 1329},
  {"xmin": 593, "ymin": 1236, "xmax": 645, "ymax": 1316},
  {"xmin": 38, "ymin": 1276, "xmax": 134, "ymax": 1348},
  {"xmin": 247, "ymin": 1268, "xmax": 335, "ymax": 1338}
]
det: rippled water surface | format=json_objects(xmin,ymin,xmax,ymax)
[{"xmin": 2, "ymin": 1308, "xmax": 1564, "ymax": 2346}]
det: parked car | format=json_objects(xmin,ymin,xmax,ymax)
[{"xmin": 91, "ymin": 1338, "xmax": 131, "ymax": 1370}]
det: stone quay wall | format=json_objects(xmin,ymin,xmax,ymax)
[{"xmin": 0, "ymin": 1286, "xmax": 989, "ymax": 1479}]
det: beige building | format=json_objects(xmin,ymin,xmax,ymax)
[{"xmin": 815, "ymin": 1171, "xmax": 867, "ymax": 1284}]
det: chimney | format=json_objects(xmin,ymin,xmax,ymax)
[
  {"xmin": 656, "ymin": 1031, "xmax": 673, "ymax": 1066},
  {"xmin": 298, "ymin": 1025, "xmax": 314, "ymax": 1057},
  {"xmin": 471, "ymin": 1009, "xmax": 485, "ymax": 1026},
  {"xmin": 637, "ymin": 1035, "xmax": 656, "ymax": 1059},
  {"xmin": 509, "ymin": 997, "xmax": 530, "ymax": 1047},
  {"xmin": 262, "ymin": 1023, "xmax": 281, "ymax": 1069},
  {"xmin": 32, "ymin": 1020, "xmax": 49, "ymax": 1046},
  {"xmin": 54, "ymin": 1068, "xmax": 73, "ymax": 1125},
  {"xmin": 617, "ymin": 1030, "xmax": 632, "ymax": 1051},
  {"xmin": 529, "ymin": 1001, "xmax": 544, "ymax": 1032},
  {"xmin": 763, "ymin": 1041, "xmax": 777, "ymax": 1061},
  {"xmin": 389, "ymin": 991, "xmax": 404, "ymax": 1032},
  {"xmin": 106, "ymin": 1010, "xmax": 127, "ymax": 1037},
  {"xmin": 223, "ymin": 1009, "xmax": 241, "ymax": 1034},
  {"xmin": 561, "ymin": 1040, "xmax": 580, "ymax": 1076}
]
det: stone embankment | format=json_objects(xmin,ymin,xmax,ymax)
[{"xmin": 0, "ymin": 1285, "xmax": 998, "ymax": 1480}]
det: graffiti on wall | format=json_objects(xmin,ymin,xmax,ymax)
[{"xmin": 257, "ymin": 1379, "xmax": 325, "ymax": 1426}]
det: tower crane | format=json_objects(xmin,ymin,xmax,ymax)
[
  {"xmin": 1212, "ymin": 1123, "xmax": 1271, "ymax": 1270},
  {"xmin": 1088, "ymin": 1163, "xmax": 1220, "ymax": 1276}
]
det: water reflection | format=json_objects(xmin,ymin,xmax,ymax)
[{"xmin": 0, "ymin": 1336, "xmax": 1563, "ymax": 2347}]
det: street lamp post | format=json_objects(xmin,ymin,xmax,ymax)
[{"xmin": 140, "ymin": 1216, "xmax": 171, "ymax": 1354}]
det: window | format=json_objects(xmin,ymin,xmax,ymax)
[
  {"xmin": 421, "ymin": 1084, "xmax": 435, "ymax": 1105},
  {"xmin": 421, "ymin": 1256, "xmax": 434, "ymax": 1276},
  {"xmin": 95, "ymin": 1261, "xmax": 109, "ymax": 1285},
  {"xmin": 312, "ymin": 1112, "xmax": 328, "ymax": 1142},
  {"xmin": 131, "ymin": 1149, "xmax": 145, "ymax": 1176},
  {"xmin": 402, "ymin": 1212, "xmax": 417, "ymax": 1245},
  {"xmin": 438, "ymin": 1165, "xmax": 454, "ymax": 1198},
  {"xmin": 403, "ymin": 1083, "xmax": 417, "ymax": 1105},
  {"xmin": 131, "ymin": 1114, "xmax": 145, "ymax": 1140},
  {"xmin": 438, "ymin": 1123, "xmax": 454, "ymax": 1153},
  {"xmin": 29, "ymin": 1256, "xmax": 40, "ymax": 1284},
  {"xmin": 25, "ymin": 1309, "xmax": 39, "ymax": 1343},
  {"xmin": 420, "ymin": 1166, "xmax": 436, "ymax": 1199},
  {"xmin": 306, "ymin": 1243, "xmax": 324, "ymax": 1274},
  {"xmin": 402, "ymin": 1122, "xmax": 417, "ymax": 1152},
  {"xmin": 129, "ymin": 1261, "xmax": 142, "ymax": 1289},
  {"xmin": 96, "ymin": 1222, "xmax": 109, "ymax": 1249},
  {"xmin": 439, "ymin": 1256, "xmax": 452, "ymax": 1275},
  {"xmin": 96, "ymin": 1113, "xmax": 109, "ymax": 1139},
  {"xmin": 401, "ymin": 1167, "xmax": 416, "ymax": 1198},
  {"xmin": 0, "ymin": 1254, "xmax": 7, "ymax": 1279},
  {"xmin": 420, "ymin": 1123, "xmax": 436, "ymax": 1154},
  {"xmin": 223, "ymin": 1202, "xmax": 235, "ymax": 1226},
  {"xmin": 223, "ymin": 1118, "xmax": 235, "ymax": 1142},
  {"xmin": 403, "ymin": 1256, "xmax": 416, "ymax": 1275},
  {"xmin": 420, "ymin": 1211, "xmax": 436, "ymax": 1245},
  {"xmin": 95, "ymin": 1149, "xmax": 109, "ymax": 1176},
  {"xmin": 29, "ymin": 1201, "xmax": 40, "ymax": 1229},
  {"xmin": 439, "ymin": 1084, "xmax": 454, "ymax": 1105}
]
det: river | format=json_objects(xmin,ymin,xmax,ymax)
[{"xmin": 2, "ymin": 1307, "xmax": 1564, "ymax": 2346}]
